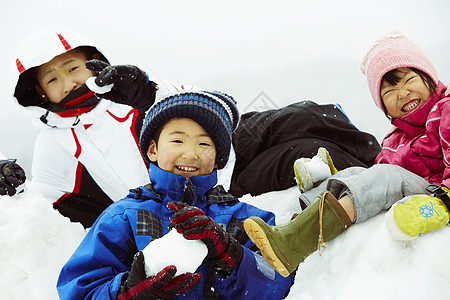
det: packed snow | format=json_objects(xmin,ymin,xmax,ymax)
[
  {"xmin": 1, "ymin": 0, "xmax": 450, "ymax": 299},
  {"xmin": 142, "ymin": 229, "xmax": 208, "ymax": 277}
]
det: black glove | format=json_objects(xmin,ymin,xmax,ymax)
[
  {"xmin": 168, "ymin": 201, "xmax": 243, "ymax": 273},
  {"xmin": 0, "ymin": 159, "xmax": 26, "ymax": 196},
  {"xmin": 85, "ymin": 60, "xmax": 158, "ymax": 112},
  {"xmin": 118, "ymin": 251, "xmax": 202, "ymax": 300}
]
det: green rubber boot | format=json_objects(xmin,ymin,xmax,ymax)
[{"xmin": 244, "ymin": 191, "xmax": 352, "ymax": 277}]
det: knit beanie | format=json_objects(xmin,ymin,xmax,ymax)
[
  {"xmin": 139, "ymin": 91, "xmax": 239, "ymax": 169},
  {"xmin": 360, "ymin": 32, "xmax": 438, "ymax": 110}
]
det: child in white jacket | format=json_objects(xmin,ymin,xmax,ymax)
[{"xmin": 12, "ymin": 28, "xmax": 195, "ymax": 227}]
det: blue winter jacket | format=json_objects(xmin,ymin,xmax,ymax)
[{"xmin": 57, "ymin": 164, "xmax": 292, "ymax": 299}]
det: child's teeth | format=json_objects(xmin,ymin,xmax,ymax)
[
  {"xmin": 403, "ymin": 100, "xmax": 420, "ymax": 112},
  {"xmin": 179, "ymin": 166, "xmax": 197, "ymax": 171}
]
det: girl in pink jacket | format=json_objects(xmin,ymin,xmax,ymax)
[{"xmin": 242, "ymin": 32, "xmax": 450, "ymax": 278}]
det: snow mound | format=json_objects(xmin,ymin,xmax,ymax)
[
  {"xmin": 285, "ymin": 212, "xmax": 450, "ymax": 300},
  {"xmin": 2, "ymin": 182, "xmax": 450, "ymax": 299},
  {"xmin": 0, "ymin": 191, "xmax": 86, "ymax": 299}
]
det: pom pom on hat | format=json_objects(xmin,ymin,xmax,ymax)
[
  {"xmin": 139, "ymin": 91, "xmax": 239, "ymax": 169},
  {"xmin": 360, "ymin": 32, "xmax": 438, "ymax": 110}
]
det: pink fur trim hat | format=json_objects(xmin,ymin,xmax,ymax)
[{"xmin": 360, "ymin": 32, "xmax": 438, "ymax": 110}]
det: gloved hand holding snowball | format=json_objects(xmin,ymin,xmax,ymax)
[
  {"xmin": 167, "ymin": 201, "xmax": 244, "ymax": 274},
  {"xmin": 85, "ymin": 60, "xmax": 158, "ymax": 110}
]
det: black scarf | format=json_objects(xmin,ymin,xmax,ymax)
[{"xmin": 47, "ymin": 84, "xmax": 100, "ymax": 118}]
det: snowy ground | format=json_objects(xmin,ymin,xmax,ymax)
[
  {"xmin": 2, "ymin": 155, "xmax": 450, "ymax": 299},
  {"xmin": 1, "ymin": 0, "xmax": 450, "ymax": 299}
]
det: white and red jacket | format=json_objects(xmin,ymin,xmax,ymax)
[{"xmin": 13, "ymin": 28, "xmax": 196, "ymax": 227}]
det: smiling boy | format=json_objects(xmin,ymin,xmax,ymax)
[
  {"xmin": 57, "ymin": 91, "xmax": 293, "ymax": 299},
  {"xmin": 147, "ymin": 117, "xmax": 218, "ymax": 177}
]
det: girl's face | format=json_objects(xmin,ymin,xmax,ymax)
[
  {"xmin": 35, "ymin": 50, "xmax": 97, "ymax": 104},
  {"xmin": 380, "ymin": 68, "xmax": 432, "ymax": 119},
  {"xmin": 147, "ymin": 118, "xmax": 218, "ymax": 178}
]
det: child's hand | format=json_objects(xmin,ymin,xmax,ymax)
[
  {"xmin": 168, "ymin": 201, "xmax": 243, "ymax": 273},
  {"xmin": 0, "ymin": 159, "xmax": 26, "ymax": 196},
  {"xmin": 385, "ymin": 185, "xmax": 450, "ymax": 240},
  {"xmin": 118, "ymin": 251, "xmax": 201, "ymax": 300},
  {"xmin": 85, "ymin": 60, "xmax": 158, "ymax": 111}
]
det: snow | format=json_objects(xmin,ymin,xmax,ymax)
[
  {"xmin": 142, "ymin": 229, "xmax": 208, "ymax": 277},
  {"xmin": 1, "ymin": 0, "xmax": 450, "ymax": 299},
  {"xmin": 0, "ymin": 190, "xmax": 86, "ymax": 299},
  {"xmin": 3, "ymin": 150, "xmax": 450, "ymax": 299},
  {"xmin": 286, "ymin": 212, "xmax": 450, "ymax": 300},
  {"xmin": 85, "ymin": 77, "xmax": 114, "ymax": 94}
]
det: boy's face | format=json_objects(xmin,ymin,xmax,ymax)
[
  {"xmin": 35, "ymin": 50, "xmax": 97, "ymax": 104},
  {"xmin": 147, "ymin": 118, "xmax": 218, "ymax": 178},
  {"xmin": 381, "ymin": 67, "xmax": 431, "ymax": 119}
]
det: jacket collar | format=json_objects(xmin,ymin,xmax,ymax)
[
  {"xmin": 392, "ymin": 81, "xmax": 446, "ymax": 136},
  {"xmin": 148, "ymin": 164, "xmax": 218, "ymax": 207},
  {"xmin": 22, "ymin": 96, "xmax": 111, "ymax": 129}
]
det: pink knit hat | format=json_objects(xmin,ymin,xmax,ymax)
[{"xmin": 360, "ymin": 32, "xmax": 439, "ymax": 110}]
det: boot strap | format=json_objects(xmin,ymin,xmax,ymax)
[
  {"xmin": 318, "ymin": 191, "xmax": 353, "ymax": 255},
  {"xmin": 426, "ymin": 184, "xmax": 450, "ymax": 210},
  {"xmin": 318, "ymin": 193, "xmax": 327, "ymax": 255}
]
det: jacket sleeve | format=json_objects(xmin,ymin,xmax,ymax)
[
  {"xmin": 57, "ymin": 211, "xmax": 133, "ymax": 299},
  {"xmin": 214, "ymin": 206, "xmax": 292, "ymax": 299},
  {"xmin": 27, "ymin": 131, "xmax": 75, "ymax": 202}
]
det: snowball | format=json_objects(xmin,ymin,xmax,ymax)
[
  {"xmin": 142, "ymin": 229, "xmax": 208, "ymax": 277},
  {"xmin": 85, "ymin": 77, "xmax": 114, "ymax": 94}
]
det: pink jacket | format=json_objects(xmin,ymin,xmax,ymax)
[{"xmin": 376, "ymin": 82, "xmax": 450, "ymax": 187}]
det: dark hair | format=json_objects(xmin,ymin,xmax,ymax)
[
  {"xmin": 380, "ymin": 68, "xmax": 436, "ymax": 118},
  {"xmin": 151, "ymin": 123, "xmax": 165, "ymax": 147}
]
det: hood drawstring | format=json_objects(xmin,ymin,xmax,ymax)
[
  {"xmin": 40, "ymin": 110, "xmax": 49, "ymax": 124},
  {"xmin": 182, "ymin": 178, "xmax": 196, "ymax": 206},
  {"xmin": 129, "ymin": 187, "xmax": 150, "ymax": 200},
  {"xmin": 39, "ymin": 110, "xmax": 57, "ymax": 128},
  {"xmin": 72, "ymin": 116, "xmax": 80, "ymax": 126},
  {"xmin": 39, "ymin": 110, "xmax": 80, "ymax": 127}
]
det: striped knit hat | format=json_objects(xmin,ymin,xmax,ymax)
[
  {"xmin": 360, "ymin": 32, "xmax": 438, "ymax": 110},
  {"xmin": 139, "ymin": 91, "xmax": 239, "ymax": 169}
]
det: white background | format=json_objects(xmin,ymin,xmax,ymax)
[{"xmin": 2, "ymin": 0, "xmax": 450, "ymax": 175}]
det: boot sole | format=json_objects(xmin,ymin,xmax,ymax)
[{"xmin": 244, "ymin": 218, "xmax": 291, "ymax": 277}]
